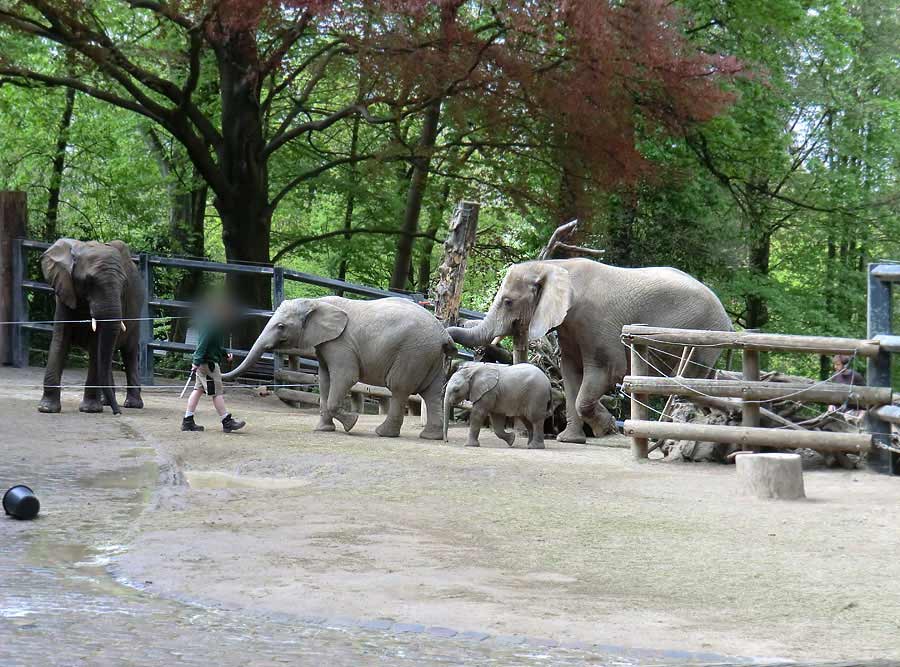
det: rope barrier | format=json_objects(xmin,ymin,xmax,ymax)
[{"xmin": 625, "ymin": 342, "xmax": 862, "ymax": 405}]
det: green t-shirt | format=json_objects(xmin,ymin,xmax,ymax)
[{"xmin": 192, "ymin": 322, "xmax": 227, "ymax": 367}]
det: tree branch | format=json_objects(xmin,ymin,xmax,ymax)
[{"xmin": 273, "ymin": 227, "xmax": 442, "ymax": 263}]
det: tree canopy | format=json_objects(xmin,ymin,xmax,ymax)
[{"xmin": 1, "ymin": 0, "xmax": 897, "ymax": 371}]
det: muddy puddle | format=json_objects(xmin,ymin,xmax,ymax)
[{"xmin": 185, "ymin": 470, "xmax": 311, "ymax": 490}]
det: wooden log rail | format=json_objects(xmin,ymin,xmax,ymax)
[
  {"xmin": 621, "ymin": 323, "xmax": 893, "ymax": 463},
  {"xmin": 623, "ymin": 420, "xmax": 872, "ymax": 454},
  {"xmin": 622, "ymin": 325, "xmax": 882, "ymax": 358},
  {"xmin": 621, "ymin": 376, "xmax": 893, "ymax": 406}
]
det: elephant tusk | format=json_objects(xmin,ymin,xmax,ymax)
[
  {"xmin": 120, "ymin": 321, "xmax": 127, "ymax": 332},
  {"xmin": 91, "ymin": 317, "xmax": 97, "ymax": 332}
]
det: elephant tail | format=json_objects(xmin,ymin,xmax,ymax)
[{"xmin": 442, "ymin": 332, "xmax": 458, "ymax": 357}]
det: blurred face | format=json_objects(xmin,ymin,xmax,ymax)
[{"xmin": 833, "ymin": 357, "xmax": 847, "ymax": 372}]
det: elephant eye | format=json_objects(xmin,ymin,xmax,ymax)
[
  {"xmin": 276, "ymin": 323, "xmax": 285, "ymax": 330},
  {"xmin": 503, "ymin": 298, "xmax": 513, "ymax": 307}
]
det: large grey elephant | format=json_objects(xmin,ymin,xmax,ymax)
[
  {"xmin": 223, "ymin": 296, "xmax": 455, "ymax": 439},
  {"xmin": 443, "ymin": 362, "xmax": 552, "ymax": 449},
  {"xmin": 448, "ymin": 259, "xmax": 733, "ymax": 443},
  {"xmin": 38, "ymin": 238, "xmax": 145, "ymax": 415}
]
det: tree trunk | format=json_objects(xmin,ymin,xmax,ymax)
[
  {"xmin": 336, "ymin": 113, "xmax": 362, "ymax": 293},
  {"xmin": 390, "ymin": 99, "xmax": 442, "ymax": 291},
  {"xmin": 745, "ymin": 211, "xmax": 771, "ymax": 330},
  {"xmin": 416, "ymin": 183, "xmax": 450, "ymax": 295},
  {"xmin": 45, "ymin": 88, "xmax": 76, "ymax": 241},
  {"xmin": 213, "ymin": 34, "xmax": 272, "ymax": 348}
]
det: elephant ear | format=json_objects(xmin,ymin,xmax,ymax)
[
  {"xmin": 528, "ymin": 263, "xmax": 572, "ymax": 340},
  {"xmin": 41, "ymin": 238, "xmax": 78, "ymax": 309},
  {"xmin": 468, "ymin": 364, "xmax": 501, "ymax": 405},
  {"xmin": 107, "ymin": 240, "xmax": 133, "ymax": 266},
  {"xmin": 301, "ymin": 301, "xmax": 349, "ymax": 348}
]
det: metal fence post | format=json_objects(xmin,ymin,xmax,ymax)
[
  {"xmin": 866, "ymin": 263, "xmax": 895, "ymax": 474},
  {"xmin": 10, "ymin": 238, "xmax": 28, "ymax": 367},
  {"xmin": 272, "ymin": 266, "xmax": 285, "ymax": 376},
  {"xmin": 138, "ymin": 253, "xmax": 155, "ymax": 385}
]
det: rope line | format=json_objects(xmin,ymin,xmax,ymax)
[
  {"xmin": 626, "ymin": 343, "xmax": 862, "ymax": 405},
  {"xmin": 0, "ymin": 315, "xmax": 194, "ymax": 325}
]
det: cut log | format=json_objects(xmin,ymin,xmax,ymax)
[
  {"xmin": 275, "ymin": 388, "xmax": 320, "ymax": 407},
  {"xmin": 736, "ymin": 453, "xmax": 806, "ymax": 500},
  {"xmin": 621, "ymin": 376, "xmax": 891, "ymax": 406},
  {"xmin": 624, "ymin": 419, "xmax": 872, "ymax": 453},
  {"xmin": 623, "ymin": 325, "xmax": 881, "ymax": 358}
]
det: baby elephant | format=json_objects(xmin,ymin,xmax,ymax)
[{"xmin": 443, "ymin": 362, "xmax": 552, "ymax": 449}]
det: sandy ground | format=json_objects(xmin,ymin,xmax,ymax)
[{"xmin": 4, "ymin": 366, "xmax": 900, "ymax": 662}]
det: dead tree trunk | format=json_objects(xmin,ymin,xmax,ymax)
[
  {"xmin": 1, "ymin": 192, "xmax": 27, "ymax": 365},
  {"xmin": 45, "ymin": 88, "xmax": 76, "ymax": 241},
  {"xmin": 433, "ymin": 200, "xmax": 480, "ymax": 330}
]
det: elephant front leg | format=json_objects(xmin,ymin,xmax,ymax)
[
  {"xmin": 376, "ymin": 394, "xmax": 407, "ymax": 437},
  {"xmin": 557, "ymin": 352, "xmax": 586, "ymax": 443},
  {"xmin": 39, "ymin": 321, "xmax": 71, "ymax": 413},
  {"xmin": 314, "ymin": 363, "xmax": 336, "ymax": 431},
  {"xmin": 490, "ymin": 412, "xmax": 515, "ymax": 447},
  {"xmin": 121, "ymin": 343, "xmax": 143, "ymax": 409},
  {"xmin": 574, "ymin": 364, "xmax": 617, "ymax": 437},
  {"xmin": 466, "ymin": 409, "xmax": 486, "ymax": 447},
  {"xmin": 321, "ymin": 355, "xmax": 359, "ymax": 433}
]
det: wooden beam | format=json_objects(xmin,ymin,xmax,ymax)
[
  {"xmin": 623, "ymin": 420, "xmax": 872, "ymax": 453},
  {"xmin": 621, "ymin": 376, "xmax": 891, "ymax": 406},
  {"xmin": 872, "ymin": 405, "xmax": 900, "ymax": 425},
  {"xmin": 274, "ymin": 368, "xmax": 319, "ymax": 386},
  {"xmin": 629, "ymin": 342, "xmax": 650, "ymax": 459},
  {"xmin": 622, "ymin": 325, "xmax": 881, "ymax": 358}
]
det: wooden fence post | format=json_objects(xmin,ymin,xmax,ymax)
[
  {"xmin": 630, "ymin": 341, "xmax": 650, "ymax": 459},
  {"xmin": 433, "ymin": 201, "xmax": 480, "ymax": 328},
  {"xmin": 0, "ymin": 192, "xmax": 27, "ymax": 366},
  {"xmin": 138, "ymin": 253, "xmax": 155, "ymax": 385},
  {"xmin": 741, "ymin": 336, "xmax": 761, "ymax": 452}
]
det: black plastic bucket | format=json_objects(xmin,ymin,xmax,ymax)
[{"xmin": 3, "ymin": 485, "xmax": 40, "ymax": 520}]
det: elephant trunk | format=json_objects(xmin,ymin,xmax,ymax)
[
  {"xmin": 443, "ymin": 390, "xmax": 454, "ymax": 442},
  {"xmin": 447, "ymin": 314, "xmax": 498, "ymax": 349},
  {"xmin": 96, "ymin": 319, "xmax": 121, "ymax": 415},
  {"xmin": 222, "ymin": 329, "xmax": 271, "ymax": 380}
]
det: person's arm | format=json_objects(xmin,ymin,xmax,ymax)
[{"xmin": 192, "ymin": 330, "xmax": 209, "ymax": 367}]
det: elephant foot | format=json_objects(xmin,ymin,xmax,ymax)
[
  {"xmin": 557, "ymin": 426, "xmax": 586, "ymax": 444},
  {"xmin": 375, "ymin": 418, "xmax": 403, "ymax": 438},
  {"xmin": 527, "ymin": 439, "xmax": 546, "ymax": 450},
  {"xmin": 499, "ymin": 431, "xmax": 515, "ymax": 447},
  {"xmin": 585, "ymin": 413, "xmax": 617, "ymax": 437},
  {"xmin": 38, "ymin": 398, "xmax": 61, "ymax": 414},
  {"xmin": 123, "ymin": 395, "xmax": 144, "ymax": 409},
  {"xmin": 419, "ymin": 425, "xmax": 443, "ymax": 440},
  {"xmin": 79, "ymin": 399, "xmax": 104, "ymax": 413},
  {"xmin": 465, "ymin": 439, "xmax": 481, "ymax": 448},
  {"xmin": 336, "ymin": 411, "xmax": 358, "ymax": 433},
  {"xmin": 313, "ymin": 417, "xmax": 334, "ymax": 433}
]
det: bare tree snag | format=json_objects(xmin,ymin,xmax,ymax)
[{"xmin": 433, "ymin": 201, "xmax": 480, "ymax": 327}]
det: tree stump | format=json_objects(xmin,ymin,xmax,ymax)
[{"xmin": 736, "ymin": 453, "xmax": 806, "ymax": 500}]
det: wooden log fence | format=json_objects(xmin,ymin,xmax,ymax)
[{"xmin": 621, "ymin": 324, "xmax": 899, "ymax": 471}]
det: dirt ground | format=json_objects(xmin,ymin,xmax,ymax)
[{"xmin": 5, "ymin": 366, "xmax": 900, "ymax": 662}]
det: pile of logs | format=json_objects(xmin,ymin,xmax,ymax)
[{"xmin": 655, "ymin": 369, "xmax": 866, "ymax": 468}]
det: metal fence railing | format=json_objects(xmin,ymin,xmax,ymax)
[{"xmin": 9, "ymin": 238, "xmax": 482, "ymax": 384}]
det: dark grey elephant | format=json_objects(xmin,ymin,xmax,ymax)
[
  {"xmin": 224, "ymin": 296, "xmax": 455, "ymax": 439},
  {"xmin": 443, "ymin": 362, "xmax": 552, "ymax": 449},
  {"xmin": 447, "ymin": 259, "xmax": 733, "ymax": 443},
  {"xmin": 38, "ymin": 238, "xmax": 145, "ymax": 415}
]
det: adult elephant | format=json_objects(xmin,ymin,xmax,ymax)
[
  {"xmin": 223, "ymin": 297, "xmax": 454, "ymax": 439},
  {"xmin": 38, "ymin": 238, "xmax": 145, "ymax": 415},
  {"xmin": 447, "ymin": 259, "xmax": 733, "ymax": 443}
]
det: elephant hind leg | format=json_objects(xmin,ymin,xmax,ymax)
[
  {"xmin": 574, "ymin": 364, "xmax": 618, "ymax": 438},
  {"xmin": 121, "ymin": 343, "xmax": 143, "ymax": 409},
  {"xmin": 39, "ymin": 320, "xmax": 71, "ymax": 413},
  {"xmin": 490, "ymin": 412, "xmax": 515, "ymax": 447},
  {"xmin": 79, "ymin": 342, "xmax": 104, "ymax": 413},
  {"xmin": 525, "ymin": 417, "xmax": 545, "ymax": 449},
  {"xmin": 376, "ymin": 393, "xmax": 407, "ymax": 437},
  {"xmin": 417, "ymin": 375, "xmax": 444, "ymax": 440}
]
